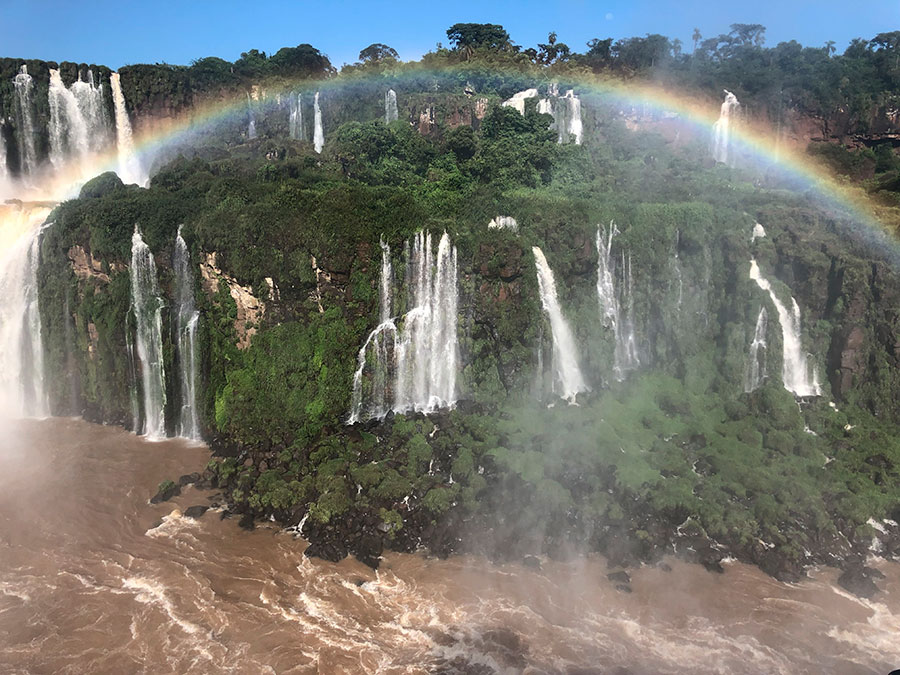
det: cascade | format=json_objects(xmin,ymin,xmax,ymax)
[
  {"xmin": 110, "ymin": 72, "xmax": 146, "ymax": 186},
  {"xmin": 13, "ymin": 65, "xmax": 38, "ymax": 177},
  {"xmin": 670, "ymin": 229, "xmax": 684, "ymax": 310},
  {"xmin": 70, "ymin": 70, "xmax": 109, "ymax": 153},
  {"xmin": 562, "ymin": 90, "xmax": 583, "ymax": 145},
  {"xmin": 502, "ymin": 88, "xmax": 538, "ymax": 115},
  {"xmin": 596, "ymin": 224, "xmax": 639, "ymax": 380},
  {"xmin": 48, "ymin": 68, "xmax": 91, "ymax": 170},
  {"xmin": 348, "ymin": 232, "xmax": 459, "ymax": 423},
  {"xmin": 313, "ymin": 92, "xmax": 324, "ymax": 153},
  {"xmin": 748, "ymin": 260, "xmax": 821, "ymax": 397},
  {"xmin": 744, "ymin": 307, "xmax": 768, "ymax": 392},
  {"xmin": 712, "ymin": 89, "xmax": 740, "ymax": 165},
  {"xmin": 0, "ymin": 204, "xmax": 51, "ymax": 418},
  {"xmin": 487, "ymin": 215, "xmax": 518, "ymax": 231},
  {"xmin": 125, "ymin": 330, "xmax": 140, "ymax": 432},
  {"xmin": 394, "ymin": 232, "xmax": 458, "ymax": 413},
  {"xmin": 385, "ymin": 89, "xmax": 399, "ymax": 123},
  {"xmin": 246, "ymin": 93, "xmax": 257, "ymax": 139},
  {"xmin": 289, "ymin": 93, "xmax": 303, "ymax": 140},
  {"xmin": 532, "ymin": 246, "xmax": 587, "ymax": 402},
  {"xmin": 174, "ymin": 227, "xmax": 200, "ymax": 440},
  {"xmin": 0, "ymin": 126, "xmax": 8, "ymax": 188},
  {"xmin": 752, "ymin": 222, "xmax": 766, "ymax": 241},
  {"xmin": 130, "ymin": 228, "xmax": 167, "ymax": 438}
]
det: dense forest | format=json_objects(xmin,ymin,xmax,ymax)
[{"xmin": 9, "ymin": 23, "xmax": 900, "ymax": 595}]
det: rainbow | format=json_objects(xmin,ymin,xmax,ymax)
[{"xmin": 12, "ymin": 67, "xmax": 900, "ymax": 262}]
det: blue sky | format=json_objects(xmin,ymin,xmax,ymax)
[{"xmin": 1, "ymin": 1, "xmax": 896, "ymax": 69}]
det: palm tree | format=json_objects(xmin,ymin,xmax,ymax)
[{"xmin": 692, "ymin": 28, "xmax": 702, "ymax": 53}]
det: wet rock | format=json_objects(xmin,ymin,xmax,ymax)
[
  {"xmin": 354, "ymin": 533, "xmax": 384, "ymax": 569},
  {"xmin": 184, "ymin": 505, "xmax": 209, "ymax": 519},
  {"xmin": 838, "ymin": 563, "xmax": 882, "ymax": 598},
  {"xmin": 615, "ymin": 583, "xmax": 632, "ymax": 594},
  {"xmin": 238, "ymin": 513, "xmax": 256, "ymax": 531},
  {"xmin": 658, "ymin": 562, "xmax": 673, "ymax": 573},
  {"xmin": 178, "ymin": 472, "xmax": 201, "ymax": 487},
  {"xmin": 607, "ymin": 570, "xmax": 631, "ymax": 584},
  {"xmin": 522, "ymin": 555, "xmax": 542, "ymax": 570},
  {"xmin": 150, "ymin": 481, "xmax": 180, "ymax": 504},
  {"xmin": 304, "ymin": 540, "xmax": 348, "ymax": 563}
]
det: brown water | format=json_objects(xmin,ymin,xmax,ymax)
[{"xmin": 0, "ymin": 418, "xmax": 898, "ymax": 674}]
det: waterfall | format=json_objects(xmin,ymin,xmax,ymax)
[
  {"xmin": 744, "ymin": 307, "xmax": 768, "ymax": 393},
  {"xmin": 532, "ymin": 246, "xmax": 587, "ymax": 402},
  {"xmin": 752, "ymin": 222, "xmax": 767, "ymax": 241},
  {"xmin": 70, "ymin": 70, "xmax": 109, "ymax": 153},
  {"xmin": 110, "ymin": 72, "xmax": 146, "ymax": 186},
  {"xmin": 0, "ymin": 126, "xmax": 9, "ymax": 187},
  {"xmin": 562, "ymin": 90, "xmax": 583, "ymax": 145},
  {"xmin": 0, "ymin": 203, "xmax": 51, "ymax": 418},
  {"xmin": 670, "ymin": 229, "xmax": 684, "ymax": 311},
  {"xmin": 596, "ymin": 224, "xmax": 639, "ymax": 381},
  {"xmin": 48, "ymin": 68, "xmax": 91, "ymax": 170},
  {"xmin": 748, "ymin": 260, "xmax": 821, "ymax": 397},
  {"xmin": 385, "ymin": 89, "xmax": 399, "ymax": 123},
  {"xmin": 174, "ymin": 228, "xmax": 200, "ymax": 440},
  {"xmin": 246, "ymin": 93, "xmax": 257, "ymax": 139},
  {"xmin": 502, "ymin": 88, "xmax": 539, "ymax": 115},
  {"xmin": 712, "ymin": 90, "xmax": 739, "ymax": 165},
  {"xmin": 130, "ymin": 228, "xmax": 167, "ymax": 438},
  {"xmin": 348, "ymin": 232, "xmax": 459, "ymax": 423},
  {"xmin": 13, "ymin": 66, "xmax": 38, "ymax": 177},
  {"xmin": 394, "ymin": 232, "xmax": 458, "ymax": 413},
  {"xmin": 289, "ymin": 93, "xmax": 303, "ymax": 140},
  {"xmin": 313, "ymin": 92, "xmax": 324, "ymax": 153}
]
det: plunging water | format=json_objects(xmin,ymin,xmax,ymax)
[
  {"xmin": 0, "ymin": 203, "xmax": 51, "ymax": 418},
  {"xmin": 0, "ymin": 127, "xmax": 9, "ymax": 188},
  {"xmin": 348, "ymin": 232, "xmax": 458, "ymax": 422},
  {"xmin": 246, "ymin": 92, "xmax": 257, "ymax": 139},
  {"xmin": 712, "ymin": 89, "xmax": 740, "ymax": 165},
  {"xmin": 48, "ymin": 69, "xmax": 92, "ymax": 171},
  {"xmin": 130, "ymin": 228, "xmax": 167, "ymax": 438},
  {"xmin": 313, "ymin": 92, "xmax": 324, "ymax": 153},
  {"xmin": 749, "ymin": 260, "xmax": 821, "ymax": 397},
  {"xmin": 385, "ymin": 89, "xmax": 399, "ymax": 123},
  {"xmin": 744, "ymin": 307, "xmax": 768, "ymax": 392},
  {"xmin": 12, "ymin": 65, "xmax": 38, "ymax": 178},
  {"xmin": 289, "ymin": 93, "xmax": 303, "ymax": 140},
  {"xmin": 110, "ymin": 72, "xmax": 146, "ymax": 186},
  {"xmin": 394, "ymin": 232, "xmax": 458, "ymax": 414},
  {"xmin": 174, "ymin": 228, "xmax": 200, "ymax": 440},
  {"xmin": 562, "ymin": 90, "xmax": 583, "ymax": 145},
  {"xmin": 596, "ymin": 224, "xmax": 640, "ymax": 381},
  {"xmin": 70, "ymin": 70, "xmax": 109, "ymax": 154},
  {"xmin": 502, "ymin": 88, "xmax": 538, "ymax": 115},
  {"xmin": 532, "ymin": 246, "xmax": 587, "ymax": 402}
]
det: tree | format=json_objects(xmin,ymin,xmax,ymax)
[
  {"xmin": 269, "ymin": 44, "xmax": 334, "ymax": 77},
  {"xmin": 729, "ymin": 23, "xmax": 766, "ymax": 47},
  {"xmin": 358, "ymin": 43, "xmax": 399, "ymax": 63},
  {"xmin": 536, "ymin": 32, "xmax": 571, "ymax": 65},
  {"xmin": 446, "ymin": 23, "xmax": 512, "ymax": 59},
  {"xmin": 692, "ymin": 28, "xmax": 702, "ymax": 53},
  {"xmin": 234, "ymin": 49, "xmax": 269, "ymax": 78},
  {"xmin": 584, "ymin": 37, "xmax": 614, "ymax": 71},
  {"xmin": 612, "ymin": 34, "xmax": 673, "ymax": 72}
]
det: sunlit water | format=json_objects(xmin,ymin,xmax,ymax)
[{"xmin": 0, "ymin": 418, "xmax": 897, "ymax": 674}]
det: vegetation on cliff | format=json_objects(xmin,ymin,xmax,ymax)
[{"xmin": 24, "ymin": 25, "xmax": 900, "ymax": 581}]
